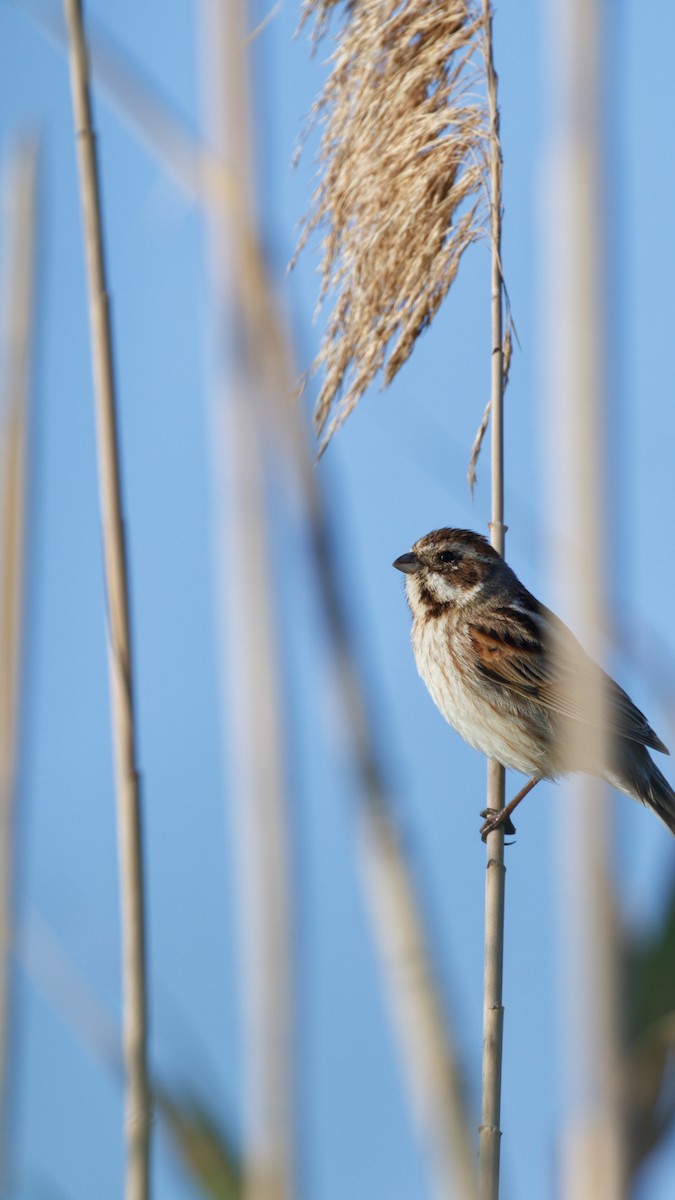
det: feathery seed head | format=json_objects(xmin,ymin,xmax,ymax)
[{"xmin": 297, "ymin": 1, "xmax": 489, "ymax": 452}]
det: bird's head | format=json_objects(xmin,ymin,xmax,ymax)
[{"xmin": 393, "ymin": 528, "xmax": 506, "ymax": 615}]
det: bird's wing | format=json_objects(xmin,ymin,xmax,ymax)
[{"xmin": 468, "ymin": 598, "xmax": 669, "ymax": 755}]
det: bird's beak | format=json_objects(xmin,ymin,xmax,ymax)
[{"xmin": 393, "ymin": 552, "xmax": 422, "ymax": 574}]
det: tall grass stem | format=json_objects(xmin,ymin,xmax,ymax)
[
  {"xmin": 199, "ymin": 3, "xmax": 293, "ymax": 1197},
  {"xmin": 63, "ymin": 4, "xmax": 150, "ymax": 1197},
  {"xmin": 543, "ymin": 0, "xmax": 624, "ymax": 1194},
  {"xmin": 0, "ymin": 136, "xmax": 37, "ymax": 1188},
  {"xmin": 479, "ymin": 4, "xmax": 507, "ymax": 1198}
]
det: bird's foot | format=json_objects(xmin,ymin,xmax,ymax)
[{"xmin": 480, "ymin": 807, "xmax": 517, "ymax": 841}]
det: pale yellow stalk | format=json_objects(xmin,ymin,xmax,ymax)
[
  {"xmin": 478, "ymin": 6, "xmax": 507, "ymax": 1199},
  {"xmin": 0, "ymin": 136, "xmax": 37, "ymax": 1186},
  {"xmin": 543, "ymin": 0, "xmax": 624, "ymax": 1196},
  {"xmin": 62, "ymin": 4, "xmax": 150, "ymax": 1198},
  {"xmin": 199, "ymin": 3, "xmax": 292, "ymax": 1199}
]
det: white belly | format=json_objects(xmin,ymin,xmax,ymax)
[{"xmin": 412, "ymin": 617, "xmax": 549, "ymax": 777}]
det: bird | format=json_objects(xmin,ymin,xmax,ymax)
[{"xmin": 393, "ymin": 527, "xmax": 675, "ymax": 840}]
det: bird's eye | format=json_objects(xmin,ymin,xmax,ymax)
[{"xmin": 438, "ymin": 550, "xmax": 457, "ymax": 565}]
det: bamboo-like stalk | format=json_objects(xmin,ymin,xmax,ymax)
[
  {"xmin": 195, "ymin": 5, "xmax": 477, "ymax": 1192},
  {"xmin": 209, "ymin": 149, "xmax": 478, "ymax": 1197},
  {"xmin": 247, "ymin": 289, "xmax": 480, "ymax": 1200},
  {"xmin": 62, "ymin": 5, "xmax": 150, "ymax": 1198},
  {"xmin": 256, "ymin": 319, "xmax": 476, "ymax": 1196},
  {"xmin": 199, "ymin": 4, "xmax": 292, "ymax": 1200},
  {"xmin": 478, "ymin": 5, "xmax": 506, "ymax": 1199},
  {"xmin": 236, "ymin": 265, "xmax": 479, "ymax": 1198},
  {"xmin": 0, "ymin": 137, "xmax": 37, "ymax": 1187},
  {"xmin": 544, "ymin": 1, "xmax": 624, "ymax": 1196}
]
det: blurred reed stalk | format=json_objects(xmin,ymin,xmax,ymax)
[
  {"xmin": 199, "ymin": 1, "xmax": 477, "ymax": 1188},
  {"xmin": 273, "ymin": 310, "xmax": 480, "ymax": 1197},
  {"xmin": 543, "ymin": 0, "xmax": 624, "ymax": 1196},
  {"xmin": 254, "ymin": 272, "xmax": 481, "ymax": 1200},
  {"xmin": 226, "ymin": 205, "xmax": 479, "ymax": 1199},
  {"xmin": 0, "ymin": 136, "xmax": 37, "ymax": 1186},
  {"xmin": 63, "ymin": 4, "xmax": 151, "ymax": 1198},
  {"xmin": 478, "ymin": 6, "xmax": 507, "ymax": 1200},
  {"xmin": 199, "ymin": 3, "xmax": 293, "ymax": 1200}
]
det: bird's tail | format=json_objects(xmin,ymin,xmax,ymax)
[{"xmin": 635, "ymin": 756, "xmax": 675, "ymax": 836}]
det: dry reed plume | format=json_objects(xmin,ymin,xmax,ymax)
[{"xmin": 297, "ymin": 0, "xmax": 489, "ymax": 450}]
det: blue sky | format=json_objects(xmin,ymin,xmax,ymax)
[{"xmin": 1, "ymin": 1, "xmax": 675, "ymax": 1198}]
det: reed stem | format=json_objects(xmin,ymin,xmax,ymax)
[
  {"xmin": 63, "ymin": 5, "xmax": 150, "ymax": 1197},
  {"xmin": 479, "ymin": 4, "xmax": 506, "ymax": 1198},
  {"xmin": 0, "ymin": 136, "xmax": 37, "ymax": 1190},
  {"xmin": 199, "ymin": 3, "xmax": 293, "ymax": 1197},
  {"xmin": 544, "ymin": 0, "xmax": 624, "ymax": 1193}
]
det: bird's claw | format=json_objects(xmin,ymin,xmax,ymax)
[{"xmin": 480, "ymin": 808, "xmax": 517, "ymax": 841}]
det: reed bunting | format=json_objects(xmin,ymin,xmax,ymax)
[{"xmin": 394, "ymin": 528, "xmax": 675, "ymax": 839}]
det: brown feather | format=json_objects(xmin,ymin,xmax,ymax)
[{"xmin": 468, "ymin": 607, "xmax": 669, "ymax": 756}]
